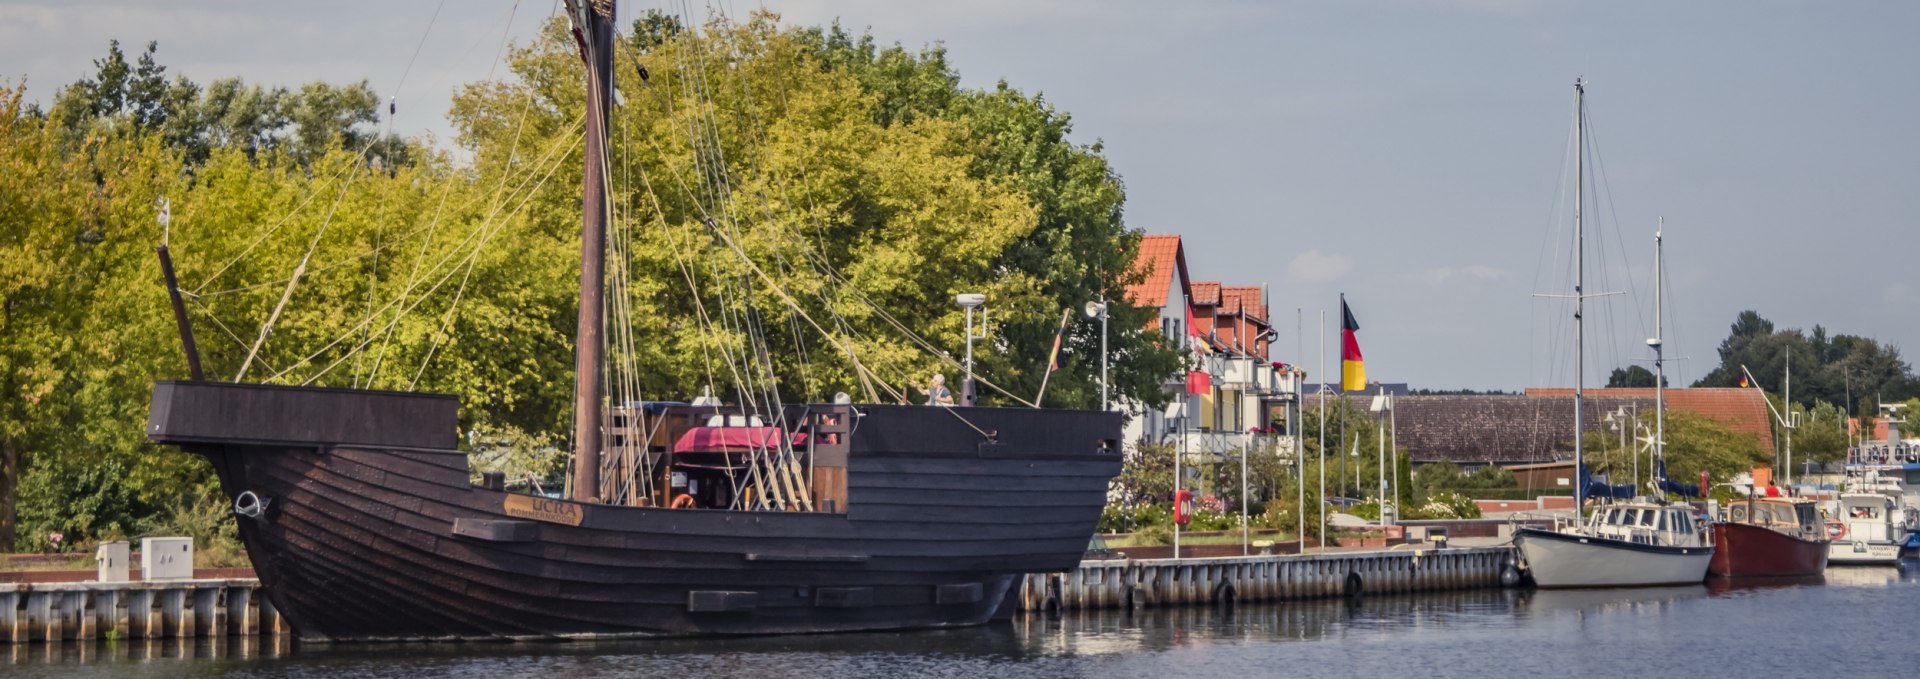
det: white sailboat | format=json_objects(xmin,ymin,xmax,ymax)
[{"xmin": 1513, "ymin": 79, "xmax": 1713, "ymax": 588}]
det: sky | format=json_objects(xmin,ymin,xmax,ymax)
[{"xmin": 4, "ymin": 0, "xmax": 1915, "ymax": 391}]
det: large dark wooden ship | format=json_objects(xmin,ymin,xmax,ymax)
[
  {"xmin": 145, "ymin": 1, "xmax": 1121, "ymax": 641},
  {"xmin": 149, "ymin": 382, "xmax": 1118, "ymax": 640}
]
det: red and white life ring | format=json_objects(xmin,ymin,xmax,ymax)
[
  {"xmin": 1825, "ymin": 520, "xmax": 1846, "ymax": 540},
  {"xmin": 1174, "ymin": 488, "xmax": 1195, "ymax": 527},
  {"xmin": 671, "ymin": 493, "xmax": 698, "ymax": 509}
]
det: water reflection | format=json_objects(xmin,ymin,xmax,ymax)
[
  {"xmin": 1821, "ymin": 563, "xmax": 1918, "ymax": 588},
  {"xmin": 6, "ymin": 571, "xmax": 1918, "ymax": 676},
  {"xmin": 7, "ymin": 633, "xmax": 295, "ymax": 670},
  {"xmin": 1705, "ymin": 574, "xmax": 1826, "ymax": 596}
]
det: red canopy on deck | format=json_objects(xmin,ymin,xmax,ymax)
[{"xmin": 672, "ymin": 426, "xmax": 808, "ymax": 454}]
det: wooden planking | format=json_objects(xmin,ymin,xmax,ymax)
[{"xmin": 812, "ymin": 466, "xmax": 848, "ymax": 512}]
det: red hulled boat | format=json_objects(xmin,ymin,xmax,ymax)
[{"xmin": 1709, "ymin": 496, "xmax": 1829, "ymax": 577}]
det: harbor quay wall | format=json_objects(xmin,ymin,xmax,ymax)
[
  {"xmin": 6, "ymin": 548, "xmax": 1517, "ymax": 640},
  {"xmin": 0, "ymin": 579, "xmax": 286, "ymax": 644},
  {"xmin": 1015, "ymin": 546, "xmax": 1516, "ymax": 611}
]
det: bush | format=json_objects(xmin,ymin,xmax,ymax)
[
  {"xmin": 1186, "ymin": 509, "xmax": 1237, "ymax": 532},
  {"xmin": 1098, "ymin": 503, "xmax": 1172, "ymax": 533},
  {"xmin": 1134, "ymin": 523, "xmax": 1173, "ymax": 546},
  {"xmin": 1349, "ymin": 499, "xmax": 1381, "ymax": 521}
]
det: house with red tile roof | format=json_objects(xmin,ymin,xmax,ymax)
[
  {"xmin": 1123, "ymin": 235, "xmax": 1193, "ymax": 344},
  {"xmin": 1120, "ymin": 235, "xmax": 1302, "ymax": 472}
]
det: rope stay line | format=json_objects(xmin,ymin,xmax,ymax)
[{"xmin": 263, "ymin": 117, "xmax": 587, "ymax": 385}]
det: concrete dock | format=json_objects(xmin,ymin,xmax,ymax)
[
  {"xmin": 1, "ymin": 579, "xmax": 285, "ymax": 644},
  {"xmin": 1017, "ymin": 546, "xmax": 1516, "ymax": 611}
]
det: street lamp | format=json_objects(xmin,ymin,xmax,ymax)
[
  {"xmin": 1084, "ymin": 298, "xmax": 1109, "ymax": 411},
  {"xmin": 956, "ymin": 293, "xmax": 986, "ymax": 406}
]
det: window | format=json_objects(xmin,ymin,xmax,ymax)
[{"xmin": 1637, "ymin": 509, "xmax": 1656, "ymax": 527}]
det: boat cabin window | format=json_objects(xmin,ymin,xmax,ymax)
[
  {"xmin": 1848, "ymin": 505, "xmax": 1881, "ymax": 519},
  {"xmin": 1638, "ymin": 509, "xmax": 1657, "ymax": 527},
  {"xmin": 1676, "ymin": 512, "xmax": 1693, "ymax": 534},
  {"xmin": 1653, "ymin": 509, "xmax": 1668, "ymax": 531},
  {"xmin": 1796, "ymin": 504, "xmax": 1818, "ymax": 528},
  {"xmin": 1728, "ymin": 505, "xmax": 1747, "ymax": 522}
]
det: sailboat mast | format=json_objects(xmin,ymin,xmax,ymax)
[
  {"xmin": 1784, "ymin": 348, "xmax": 1792, "ymax": 487},
  {"xmin": 569, "ymin": 0, "xmax": 616, "ymax": 502},
  {"xmin": 1573, "ymin": 78, "xmax": 1587, "ymax": 516},
  {"xmin": 1653, "ymin": 219, "xmax": 1666, "ymax": 500}
]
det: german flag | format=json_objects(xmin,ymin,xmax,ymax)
[{"xmin": 1340, "ymin": 295, "xmax": 1365, "ymax": 391}]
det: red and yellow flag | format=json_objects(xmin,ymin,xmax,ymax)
[
  {"xmin": 1737, "ymin": 374, "xmax": 1751, "ymax": 388},
  {"xmin": 1340, "ymin": 296, "xmax": 1365, "ymax": 391}
]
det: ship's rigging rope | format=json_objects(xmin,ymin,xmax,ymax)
[
  {"xmin": 278, "ymin": 123, "xmax": 585, "ymax": 385},
  {"xmin": 176, "ymin": 4, "xmax": 1030, "ymax": 505}
]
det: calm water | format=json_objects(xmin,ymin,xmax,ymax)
[{"xmin": 11, "ymin": 566, "xmax": 1918, "ymax": 678}]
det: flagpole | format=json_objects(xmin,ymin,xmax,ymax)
[
  {"xmin": 1377, "ymin": 383, "xmax": 1387, "ymax": 524},
  {"xmin": 1390, "ymin": 395, "xmax": 1399, "ymax": 522},
  {"xmin": 1176, "ymin": 390, "xmax": 1185, "ymax": 560},
  {"xmin": 1033, "ymin": 308, "xmax": 1071, "ymax": 407},
  {"xmin": 1296, "ymin": 307, "xmax": 1304, "ymax": 552},
  {"xmin": 1317, "ymin": 309, "xmax": 1327, "ymax": 551},
  {"xmin": 1338, "ymin": 294, "xmax": 1347, "ymax": 503}
]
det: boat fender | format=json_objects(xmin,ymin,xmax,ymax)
[
  {"xmin": 1343, "ymin": 572, "xmax": 1363, "ymax": 600},
  {"xmin": 1212, "ymin": 580, "xmax": 1237, "ymax": 607},
  {"xmin": 233, "ymin": 491, "xmax": 273, "ymax": 523},
  {"xmin": 671, "ymin": 494, "xmax": 698, "ymax": 510},
  {"xmin": 1501, "ymin": 566, "xmax": 1521, "ymax": 588}
]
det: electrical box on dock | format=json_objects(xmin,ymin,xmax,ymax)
[
  {"xmin": 140, "ymin": 537, "xmax": 194, "ymax": 580},
  {"xmin": 96, "ymin": 540, "xmax": 130, "ymax": 582}
]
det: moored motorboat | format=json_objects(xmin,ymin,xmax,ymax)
[
  {"xmin": 1708, "ymin": 496, "xmax": 1828, "ymax": 577},
  {"xmin": 1824, "ymin": 492, "xmax": 1908, "ymax": 566},
  {"xmin": 1516, "ymin": 502, "xmax": 1714, "ymax": 588}
]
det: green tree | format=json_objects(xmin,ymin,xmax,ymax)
[
  {"xmin": 1606, "ymin": 365, "xmax": 1664, "ymax": 388},
  {"xmin": 794, "ymin": 22, "xmax": 1180, "ymax": 409},
  {"xmin": 1692, "ymin": 310, "xmax": 1915, "ymax": 414},
  {"xmin": 1790, "ymin": 401, "xmax": 1850, "ymax": 467},
  {"xmin": 1, "ymin": 15, "xmax": 1191, "ymax": 551}
]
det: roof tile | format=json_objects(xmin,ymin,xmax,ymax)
[{"xmin": 1124, "ymin": 235, "xmax": 1182, "ymax": 308}]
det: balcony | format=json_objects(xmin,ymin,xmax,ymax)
[{"xmin": 1162, "ymin": 430, "xmax": 1297, "ymax": 463}]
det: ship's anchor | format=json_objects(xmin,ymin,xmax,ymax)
[{"xmin": 234, "ymin": 490, "xmax": 274, "ymax": 523}]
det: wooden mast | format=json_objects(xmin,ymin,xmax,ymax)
[{"xmin": 568, "ymin": 0, "xmax": 615, "ymax": 502}]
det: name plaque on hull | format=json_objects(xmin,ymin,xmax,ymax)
[{"xmin": 503, "ymin": 494, "xmax": 586, "ymax": 526}]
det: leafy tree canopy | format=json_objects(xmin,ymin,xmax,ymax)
[
  {"xmin": 0, "ymin": 14, "xmax": 1177, "ymax": 548},
  {"xmin": 1693, "ymin": 310, "xmax": 1918, "ymax": 415}
]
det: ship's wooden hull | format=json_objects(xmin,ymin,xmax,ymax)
[
  {"xmin": 150, "ymin": 382, "xmax": 1120, "ymax": 641},
  {"xmin": 1708, "ymin": 522, "xmax": 1828, "ymax": 577}
]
